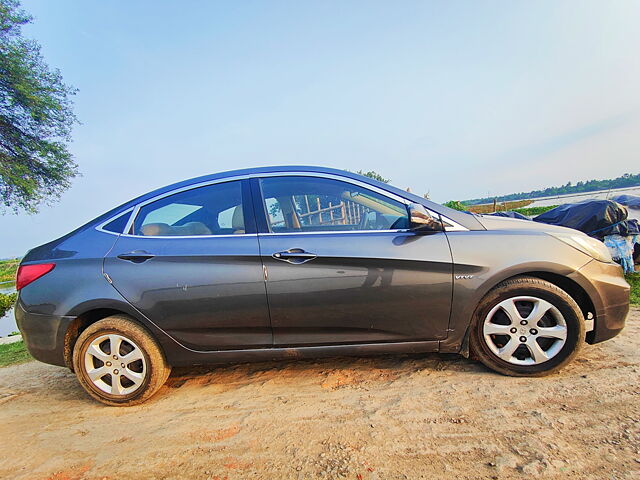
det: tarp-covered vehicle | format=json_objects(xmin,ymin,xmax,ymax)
[
  {"xmin": 534, "ymin": 200, "xmax": 638, "ymax": 272},
  {"xmin": 533, "ymin": 200, "xmax": 636, "ymax": 239},
  {"xmin": 610, "ymin": 195, "xmax": 640, "ymax": 264},
  {"xmin": 611, "ymin": 194, "xmax": 640, "ymax": 210}
]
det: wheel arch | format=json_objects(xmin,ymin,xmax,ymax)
[
  {"xmin": 454, "ymin": 270, "xmax": 595, "ymax": 358},
  {"xmin": 63, "ymin": 303, "xmax": 168, "ymax": 371},
  {"xmin": 523, "ymin": 271, "xmax": 595, "ymax": 321}
]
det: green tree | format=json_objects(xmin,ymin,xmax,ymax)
[
  {"xmin": 355, "ymin": 170, "xmax": 390, "ymax": 183},
  {"xmin": 463, "ymin": 172, "xmax": 640, "ymax": 205},
  {"xmin": 0, "ymin": 0, "xmax": 77, "ymax": 213}
]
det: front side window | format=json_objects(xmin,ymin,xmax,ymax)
[
  {"xmin": 132, "ymin": 180, "xmax": 245, "ymax": 236},
  {"xmin": 260, "ymin": 176, "xmax": 409, "ymax": 233}
]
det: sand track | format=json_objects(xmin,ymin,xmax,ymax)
[{"xmin": 0, "ymin": 309, "xmax": 638, "ymax": 480}]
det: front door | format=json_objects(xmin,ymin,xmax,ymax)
[
  {"xmin": 104, "ymin": 179, "xmax": 271, "ymax": 351},
  {"xmin": 253, "ymin": 175, "xmax": 453, "ymax": 346}
]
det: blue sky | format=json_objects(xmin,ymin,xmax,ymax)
[{"xmin": 2, "ymin": 0, "xmax": 639, "ymax": 257}]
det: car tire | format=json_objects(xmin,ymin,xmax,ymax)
[
  {"xmin": 72, "ymin": 315, "xmax": 171, "ymax": 406},
  {"xmin": 470, "ymin": 276, "xmax": 585, "ymax": 376}
]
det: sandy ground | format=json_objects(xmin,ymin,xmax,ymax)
[{"xmin": 0, "ymin": 310, "xmax": 638, "ymax": 480}]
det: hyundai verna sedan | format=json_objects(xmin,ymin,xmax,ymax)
[{"xmin": 16, "ymin": 166, "xmax": 630, "ymax": 405}]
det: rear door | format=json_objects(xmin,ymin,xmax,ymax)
[
  {"xmin": 104, "ymin": 179, "xmax": 271, "ymax": 351},
  {"xmin": 252, "ymin": 174, "xmax": 453, "ymax": 346}
]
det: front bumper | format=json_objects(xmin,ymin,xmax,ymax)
[
  {"xmin": 15, "ymin": 301, "xmax": 75, "ymax": 367},
  {"xmin": 571, "ymin": 260, "xmax": 630, "ymax": 344}
]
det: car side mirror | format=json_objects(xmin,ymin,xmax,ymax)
[{"xmin": 408, "ymin": 203, "xmax": 444, "ymax": 233}]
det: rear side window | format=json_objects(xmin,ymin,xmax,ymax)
[
  {"xmin": 102, "ymin": 212, "xmax": 131, "ymax": 233},
  {"xmin": 131, "ymin": 181, "xmax": 245, "ymax": 236}
]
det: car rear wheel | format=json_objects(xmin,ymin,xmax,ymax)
[
  {"xmin": 470, "ymin": 276, "xmax": 585, "ymax": 376},
  {"xmin": 72, "ymin": 315, "xmax": 171, "ymax": 406}
]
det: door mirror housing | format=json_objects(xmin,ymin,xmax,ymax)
[{"xmin": 408, "ymin": 203, "xmax": 444, "ymax": 233}]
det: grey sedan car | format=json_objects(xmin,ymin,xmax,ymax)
[{"xmin": 16, "ymin": 166, "xmax": 630, "ymax": 405}]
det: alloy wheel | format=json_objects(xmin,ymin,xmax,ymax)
[
  {"xmin": 482, "ymin": 296, "xmax": 568, "ymax": 366},
  {"xmin": 83, "ymin": 334, "xmax": 147, "ymax": 395}
]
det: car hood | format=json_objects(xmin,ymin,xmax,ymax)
[{"xmin": 475, "ymin": 215, "xmax": 579, "ymax": 235}]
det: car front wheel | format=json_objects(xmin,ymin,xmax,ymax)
[
  {"xmin": 72, "ymin": 315, "xmax": 171, "ymax": 406},
  {"xmin": 470, "ymin": 276, "xmax": 585, "ymax": 376}
]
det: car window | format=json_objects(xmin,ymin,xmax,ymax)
[
  {"xmin": 102, "ymin": 211, "xmax": 131, "ymax": 233},
  {"xmin": 260, "ymin": 176, "xmax": 409, "ymax": 233},
  {"xmin": 217, "ymin": 205, "xmax": 238, "ymax": 229},
  {"xmin": 132, "ymin": 180, "xmax": 245, "ymax": 236}
]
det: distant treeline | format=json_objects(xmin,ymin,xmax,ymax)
[{"xmin": 464, "ymin": 172, "xmax": 640, "ymax": 206}]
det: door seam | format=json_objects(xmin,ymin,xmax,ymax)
[{"xmin": 249, "ymin": 178, "xmax": 276, "ymax": 347}]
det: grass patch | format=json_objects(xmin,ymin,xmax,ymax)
[
  {"xmin": 0, "ymin": 258, "xmax": 19, "ymax": 284},
  {"xmin": 627, "ymin": 273, "xmax": 640, "ymax": 306},
  {"xmin": 512, "ymin": 205, "xmax": 558, "ymax": 217},
  {"xmin": 0, "ymin": 341, "xmax": 32, "ymax": 367}
]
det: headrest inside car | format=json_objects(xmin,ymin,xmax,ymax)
[{"xmin": 140, "ymin": 222, "xmax": 212, "ymax": 236}]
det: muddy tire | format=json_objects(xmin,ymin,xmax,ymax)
[
  {"xmin": 72, "ymin": 315, "xmax": 171, "ymax": 406},
  {"xmin": 470, "ymin": 276, "xmax": 584, "ymax": 376}
]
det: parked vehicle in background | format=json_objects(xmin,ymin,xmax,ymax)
[
  {"xmin": 533, "ymin": 200, "xmax": 639, "ymax": 273},
  {"xmin": 611, "ymin": 195, "xmax": 640, "ymax": 264},
  {"xmin": 15, "ymin": 166, "xmax": 630, "ymax": 405}
]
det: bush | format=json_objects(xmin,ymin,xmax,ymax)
[
  {"xmin": 0, "ymin": 292, "xmax": 17, "ymax": 317},
  {"xmin": 443, "ymin": 200, "xmax": 467, "ymax": 211}
]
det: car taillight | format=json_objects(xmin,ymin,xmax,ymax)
[{"xmin": 16, "ymin": 263, "xmax": 56, "ymax": 290}]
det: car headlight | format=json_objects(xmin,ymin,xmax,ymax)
[{"xmin": 548, "ymin": 232, "xmax": 614, "ymax": 263}]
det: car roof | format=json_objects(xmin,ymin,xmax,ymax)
[
  {"xmin": 148, "ymin": 165, "xmax": 370, "ymax": 198},
  {"xmin": 119, "ymin": 165, "xmax": 405, "ymax": 210}
]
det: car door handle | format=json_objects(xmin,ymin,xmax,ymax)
[
  {"xmin": 272, "ymin": 249, "xmax": 317, "ymax": 264},
  {"xmin": 117, "ymin": 251, "xmax": 155, "ymax": 263}
]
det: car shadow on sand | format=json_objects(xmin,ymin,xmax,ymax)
[{"xmin": 164, "ymin": 352, "xmax": 491, "ymax": 391}]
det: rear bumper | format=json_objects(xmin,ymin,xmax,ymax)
[
  {"xmin": 571, "ymin": 260, "xmax": 630, "ymax": 344},
  {"xmin": 15, "ymin": 301, "xmax": 74, "ymax": 367}
]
